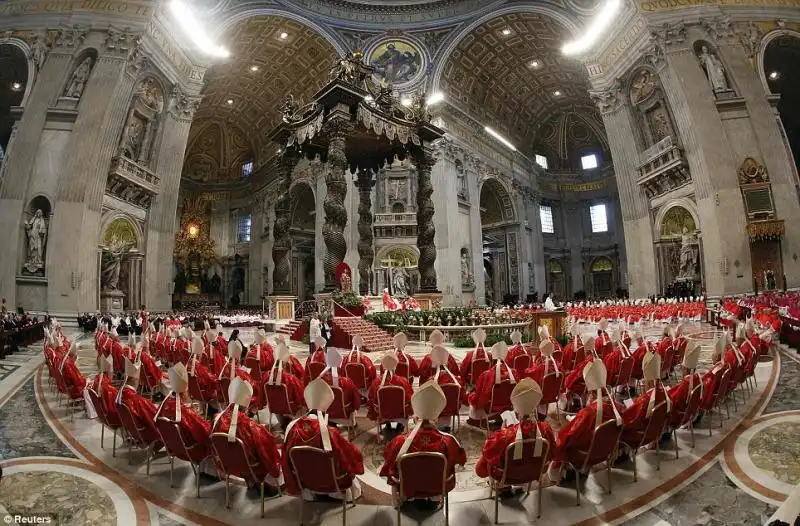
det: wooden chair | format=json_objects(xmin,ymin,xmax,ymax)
[
  {"xmin": 489, "ymin": 439, "xmax": 551, "ymax": 523},
  {"xmin": 210, "ymin": 432, "xmax": 277, "ymax": 517},
  {"xmin": 485, "ymin": 380, "xmax": 515, "ymax": 433},
  {"xmin": 155, "ymin": 416, "xmax": 209, "ymax": 496},
  {"xmin": 344, "ymin": 362, "xmax": 368, "ymax": 390},
  {"xmin": 86, "ymin": 387, "xmax": 120, "ymax": 456},
  {"xmin": 306, "ymin": 361, "xmax": 326, "ymax": 382},
  {"xmin": 396, "ymin": 451, "xmax": 451, "ymax": 525},
  {"xmin": 376, "ymin": 385, "xmax": 410, "ymax": 441},
  {"xmin": 288, "ymin": 445, "xmax": 355, "ymax": 526},
  {"xmin": 567, "ymin": 418, "xmax": 623, "ymax": 506},
  {"xmin": 620, "ymin": 399, "xmax": 669, "ymax": 480},
  {"xmin": 440, "ymin": 383, "xmax": 463, "ymax": 431}
]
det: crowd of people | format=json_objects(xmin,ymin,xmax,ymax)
[{"xmin": 40, "ymin": 305, "xmax": 778, "ymax": 512}]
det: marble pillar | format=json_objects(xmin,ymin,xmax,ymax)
[
  {"xmin": 270, "ymin": 149, "xmax": 299, "ymax": 295},
  {"xmin": 314, "ymin": 169, "xmax": 327, "ymax": 293},
  {"xmin": 467, "ymin": 165, "xmax": 485, "ymax": 304},
  {"xmin": 415, "ymin": 147, "xmax": 438, "ymax": 292},
  {"xmin": 322, "ymin": 119, "xmax": 350, "ymax": 290},
  {"xmin": 356, "ymin": 170, "xmax": 375, "ymax": 296}
]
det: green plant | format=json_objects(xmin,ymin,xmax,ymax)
[{"xmin": 331, "ymin": 289, "xmax": 364, "ymax": 309}]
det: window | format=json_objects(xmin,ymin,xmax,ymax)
[
  {"xmin": 241, "ymin": 160, "xmax": 254, "ymax": 178},
  {"xmin": 539, "ymin": 205, "xmax": 554, "ymax": 234},
  {"xmin": 590, "ymin": 204, "xmax": 608, "ymax": 233},
  {"xmin": 581, "ymin": 154, "xmax": 598, "ymax": 170},
  {"xmin": 237, "ymin": 214, "xmax": 252, "ymax": 243},
  {"xmin": 535, "ymin": 154, "xmax": 548, "ymax": 169}
]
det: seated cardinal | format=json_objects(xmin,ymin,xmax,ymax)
[
  {"xmin": 564, "ymin": 336, "xmax": 596, "ymax": 395},
  {"xmin": 87, "ymin": 354, "xmax": 121, "ymax": 425},
  {"xmin": 367, "ymin": 353, "xmax": 413, "ymax": 421},
  {"xmin": 215, "ymin": 332, "xmax": 229, "ymax": 358},
  {"xmin": 419, "ymin": 330, "xmax": 460, "ymax": 384},
  {"xmin": 630, "ymin": 330, "xmax": 655, "ymax": 381},
  {"xmin": 380, "ymin": 380, "xmax": 466, "ymax": 503},
  {"xmin": 245, "ymin": 328, "xmax": 275, "ymax": 374},
  {"xmin": 537, "ymin": 323, "xmax": 563, "ymax": 358},
  {"xmin": 211, "ymin": 377, "xmax": 281, "ymax": 489},
  {"xmin": 304, "ymin": 336, "xmax": 328, "ymax": 384},
  {"xmin": 524, "ymin": 339, "xmax": 562, "ymax": 386},
  {"xmin": 723, "ymin": 328, "xmax": 746, "ymax": 384},
  {"xmin": 667, "ymin": 343, "xmax": 702, "ymax": 428},
  {"xmin": 504, "ymin": 329, "xmax": 531, "ymax": 376},
  {"xmin": 560, "ymin": 325, "xmax": 585, "ymax": 373},
  {"xmin": 699, "ymin": 335, "xmax": 730, "ymax": 411},
  {"xmin": 174, "ymin": 328, "xmax": 192, "ymax": 365},
  {"xmin": 136, "ymin": 336, "xmax": 164, "ymax": 391},
  {"xmin": 281, "ymin": 379, "xmax": 365, "ymax": 501},
  {"xmin": 341, "ymin": 334, "xmax": 377, "ymax": 388},
  {"xmin": 116, "ymin": 357, "xmax": 163, "ymax": 450},
  {"xmin": 58, "ymin": 341, "xmax": 87, "ymax": 400},
  {"xmin": 218, "ymin": 340, "xmax": 260, "ymax": 410},
  {"xmin": 187, "ymin": 336, "xmax": 220, "ymax": 403},
  {"xmin": 273, "ymin": 334, "xmax": 304, "ymax": 379},
  {"xmin": 555, "ymin": 360, "xmax": 623, "ymax": 471},
  {"xmin": 655, "ymin": 325, "xmax": 674, "ymax": 362},
  {"xmin": 468, "ymin": 342, "xmax": 517, "ymax": 420},
  {"xmin": 154, "ymin": 364, "xmax": 211, "ymax": 463},
  {"xmin": 621, "ymin": 351, "xmax": 670, "ymax": 444},
  {"xmin": 459, "ymin": 328, "xmax": 492, "ymax": 385},
  {"xmin": 429, "ymin": 345, "xmax": 467, "ymax": 406},
  {"xmin": 316, "ymin": 347, "xmax": 361, "ymax": 424},
  {"xmin": 476, "ymin": 378, "xmax": 557, "ymax": 484},
  {"xmin": 263, "ymin": 341, "xmax": 306, "ymax": 416},
  {"xmin": 594, "ymin": 319, "xmax": 613, "ymax": 358},
  {"xmin": 603, "ymin": 328, "xmax": 630, "ymax": 386},
  {"xmin": 379, "ymin": 332, "xmax": 418, "ymax": 379}
]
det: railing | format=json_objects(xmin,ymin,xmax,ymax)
[
  {"xmin": 374, "ymin": 213, "xmax": 417, "ymax": 225},
  {"xmin": 294, "ymin": 299, "xmax": 321, "ymax": 318},
  {"xmin": 639, "ymin": 136, "xmax": 673, "ymax": 166},
  {"xmin": 109, "ymin": 155, "xmax": 160, "ymax": 188}
]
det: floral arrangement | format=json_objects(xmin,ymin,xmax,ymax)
[{"xmin": 331, "ymin": 289, "xmax": 365, "ymax": 309}]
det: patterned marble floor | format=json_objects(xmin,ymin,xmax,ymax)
[{"xmin": 0, "ymin": 324, "xmax": 797, "ymax": 526}]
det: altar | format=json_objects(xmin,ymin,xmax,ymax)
[{"xmin": 528, "ymin": 309, "xmax": 569, "ymax": 343}]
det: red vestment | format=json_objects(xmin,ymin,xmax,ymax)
[
  {"xmin": 655, "ymin": 337, "xmax": 673, "ymax": 361},
  {"xmin": 366, "ymin": 373, "xmax": 413, "ymax": 421},
  {"xmin": 188, "ymin": 357, "xmax": 219, "ymax": 402},
  {"xmin": 262, "ymin": 369, "xmax": 306, "ymax": 414},
  {"xmin": 380, "ymin": 425, "xmax": 466, "ymax": 490},
  {"xmin": 205, "ymin": 345, "xmax": 227, "ymax": 376},
  {"xmin": 560, "ymin": 338, "xmax": 584, "ymax": 372},
  {"xmin": 118, "ymin": 386, "xmax": 163, "ymax": 445},
  {"xmin": 110, "ymin": 340, "xmax": 126, "ymax": 372},
  {"xmin": 281, "ymin": 415, "xmax": 365, "ymax": 495},
  {"xmin": 700, "ymin": 363, "xmax": 726, "ymax": 409},
  {"xmin": 174, "ymin": 339, "xmax": 190, "ymax": 365},
  {"xmin": 60, "ymin": 357, "xmax": 87, "ymax": 399},
  {"xmin": 468, "ymin": 364, "xmax": 517, "ymax": 413},
  {"xmin": 667, "ymin": 373, "xmax": 701, "ymax": 427},
  {"xmin": 630, "ymin": 341, "xmax": 654, "ymax": 380},
  {"xmin": 475, "ymin": 419, "xmax": 557, "ymax": 479},
  {"xmin": 556, "ymin": 398, "xmax": 623, "ymax": 465},
  {"xmin": 318, "ymin": 371, "xmax": 361, "ymax": 412},
  {"xmin": 603, "ymin": 345, "xmax": 627, "ymax": 384},
  {"xmin": 139, "ymin": 351, "xmax": 163, "ymax": 389},
  {"xmin": 155, "ymin": 396, "xmax": 211, "ymax": 462},
  {"xmin": 303, "ymin": 350, "xmax": 326, "ymax": 383},
  {"xmin": 341, "ymin": 351, "xmax": 377, "ymax": 385},
  {"xmin": 418, "ymin": 354, "xmax": 460, "ymax": 384},
  {"xmin": 379, "ymin": 351, "xmax": 419, "ymax": 378},
  {"xmin": 245, "ymin": 343, "xmax": 275, "ymax": 372},
  {"xmin": 88, "ymin": 374, "xmax": 121, "ymax": 425},
  {"xmin": 212, "ymin": 406, "xmax": 281, "ymax": 485},
  {"xmin": 595, "ymin": 332, "xmax": 613, "ymax": 358},
  {"xmin": 504, "ymin": 343, "xmax": 530, "ymax": 376},
  {"xmin": 215, "ymin": 337, "xmax": 229, "ymax": 357},
  {"xmin": 621, "ymin": 385, "xmax": 668, "ymax": 443},
  {"xmin": 564, "ymin": 356, "xmax": 595, "ymax": 395},
  {"xmin": 218, "ymin": 362, "xmax": 261, "ymax": 409},
  {"xmin": 459, "ymin": 344, "xmax": 492, "ymax": 385}
]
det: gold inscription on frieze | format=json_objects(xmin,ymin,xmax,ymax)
[
  {"xmin": 639, "ymin": 0, "xmax": 800, "ymax": 12},
  {"xmin": 0, "ymin": 0, "xmax": 153, "ymax": 17}
]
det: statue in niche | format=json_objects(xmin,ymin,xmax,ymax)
[
  {"xmin": 677, "ymin": 227, "xmax": 700, "ymax": 279},
  {"xmin": 646, "ymin": 105, "xmax": 673, "ymax": 143},
  {"xmin": 23, "ymin": 209, "xmax": 47, "ymax": 274},
  {"xmin": 389, "ymin": 178, "xmax": 407, "ymax": 202},
  {"xmin": 392, "ymin": 266, "xmax": 409, "ymax": 298},
  {"xmin": 120, "ymin": 117, "xmax": 144, "ymax": 160},
  {"xmin": 101, "ymin": 234, "xmax": 133, "ymax": 291},
  {"xmin": 64, "ymin": 57, "xmax": 93, "ymax": 99},
  {"xmin": 630, "ymin": 70, "xmax": 657, "ymax": 105},
  {"xmin": 138, "ymin": 77, "xmax": 164, "ymax": 110},
  {"xmin": 456, "ymin": 160, "xmax": 467, "ymax": 200},
  {"xmin": 697, "ymin": 45, "xmax": 729, "ymax": 94},
  {"xmin": 460, "ymin": 247, "xmax": 473, "ymax": 286}
]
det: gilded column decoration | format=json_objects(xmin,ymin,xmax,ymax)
[
  {"xmin": 271, "ymin": 148, "xmax": 300, "ymax": 295},
  {"xmin": 356, "ymin": 169, "xmax": 376, "ymax": 295},
  {"xmin": 415, "ymin": 147, "xmax": 438, "ymax": 292},
  {"xmin": 322, "ymin": 120, "xmax": 352, "ymax": 290}
]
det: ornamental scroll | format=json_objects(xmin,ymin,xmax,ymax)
[{"xmin": 356, "ymin": 105, "xmax": 422, "ymax": 146}]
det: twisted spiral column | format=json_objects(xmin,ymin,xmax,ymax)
[
  {"xmin": 271, "ymin": 149, "xmax": 299, "ymax": 295},
  {"xmin": 323, "ymin": 121, "xmax": 352, "ymax": 290},
  {"xmin": 415, "ymin": 148, "xmax": 439, "ymax": 292},
  {"xmin": 356, "ymin": 170, "xmax": 375, "ymax": 295}
]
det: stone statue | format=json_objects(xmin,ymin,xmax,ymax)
[
  {"xmin": 23, "ymin": 209, "xmax": 47, "ymax": 274},
  {"xmin": 392, "ymin": 266, "xmax": 409, "ymax": 298},
  {"xmin": 64, "ymin": 57, "xmax": 92, "ymax": 99},
  {"xmin": 101, "ymin": 234, "xmax": 132, "ymax": 291},
  {"xmin": 281, "ymin": 94, "xmax": 298, "ymax": 123},
  {"xmin": 121, "ymin": 118, "xmax": 144, "ymax": 160},
  {"xmin": 460, "ymin": 248, "xmax": 473, "ymax": 285},
  {"xmin": 698, "ymin": 45, "xmax": 729, "ymax": 94},
  {"xmin": 678, "ymin": 227, "xmax": 699, "ymax": 279}
]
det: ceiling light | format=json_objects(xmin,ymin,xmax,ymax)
[
  {"xmin": 529, "ymin": 60, "xmax": 541, "ymax": 68},
  {"xmin": 769, "ymin": 71, "xmax": 780, "ymax": 80},
  {"xmin": 400, "ymin": 97, "xmax": 413, "ymax": 107},
  {"xmin": 279, "ymin": 32, "xmax": 289, "ymax": 40},
  {"xmin": 484, "ymin": 126, "xmax": 517, "ymax": 152},
  {"xmin": 501, "ymin": 28, "xmax": 512, "ymax": 36},
  {"xmin": 170, "ymin": 0, "xmax": 230, "ymax": 58},
  {"xmin": 10, "ymin": 81, "xmax": 22, "ymax": 91},
  {"xmin": 562, "ymin": 0, "xmax": 621, "ymax": 56},
  {"xmin": 426, "ymin": 92, "xmax": 445, "ymax": 106},
  {"xmin": 553, "ymin": 90, "xmax": 562, "ymax": 97},
  {"xmin": 250, "ymin": 65, "xmax": 259, "ymax": 72},
  {"xmin": 226, "ymin": 99, "xmax": 234, "ymax": 105},
  {"xmin": 364, "ymin": 95, "xmax": 374, "ymax": 102}
]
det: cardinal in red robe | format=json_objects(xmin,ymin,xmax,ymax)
[
  {"xmin": 594, "ymin": 319, "xmax": 613, "ymax": 358},
  {"xmin": 699, "ymin": 335, "xmax": 730, "ymax": 411},
  {"xmin": 281, "ymin": 379, "xmax": 365, "ymax": 500},
  {"xmin": 367, "ymin": 353, "xmax": 413, "ymax": 422},
  {"xmin": 621, "ymin": 351, "xmax": 670, "ymax": 445},
  {"xmin": 218, "ymin": 339, "xmax": 260, "ymax": 409},
  {"xmin": 429, "ymin": 345, "xmax": 467, "ymax": 406},
  {"xmin": 136, "ymin": 335, "xmax": 164, "ymax": 392},
  {"xmin": 273, "ymin": 334, "xmax": 304, "ymax": 379},
  {"xmin": 564, "ymin": 336, "xmax": 597, "ymax": 396},
  {"xmin": 505, "ymin": 329, "xmax": 531, "ymax": 376},
  {"xmin": 116, "ymin": 357, "xmax": 163, "ymax": 450},
  {"xmin": 459, "ymin": 328, "xmax": 492, "ymax": 385},
  {"xmin": 724, "ymin": 327, "xmax": 747, "ymax": 385},
  {"xmin": 201, "ymin": 329, "xmax": 226, "ymax": 376},
  {"xmin": 154, "ymin": 364, "xmax": 212, "ymax": 463},
  {"xmin": 211, "ymin": 377, "xmax": 282, "ymax": 489},
  {"xmin": 341, "ymin": 334, "xmax": 377, "ymax": 388},
  {"xmin": 263, "ymin": 341, "xmax": 306, "ymax": 417},
  {"xmin": 523, "ymin": 339, "xmax": 562, "ymax": 389},
  {"xmin": 173, "ymin": 328, "xmax": 191, "ymax": 365},
  {"xmin": 667, "ymin": 342, "xmax": 702, "ymax": 428},
  {"xmin": 87, "ymin": 354, "xmax": 121, "ymax": 426},
  {"xmin": 468, "ymin": 342, "xmax": 517, "ymax": 420},
  {"xmin": 381, "ymin": 380, "xmax": 466, "ymax": 504},
  {"xmin": 555, "ymin": 360, "xmax": 623, "ymax": 473},
  {"xmin": 187, "ymin": 335, "xmax": 220, "ymax": 404},
  {"xmin": 603, "ymin": 328, "xmax": 630, "ymax": 387},
  {"xmin": 630, "ymin": 329, "xmax": 655, "ymax": 381},
  {"xmin": 537, "ymin": 323, "xmax": 563, "ymax": 359},
  {"xmin": 317, "ymin": 347, "xmax": 361, "ymax": 425},
  {"xmin": 418, "ymin": 330, "xmax": 460, "ymax": 384},
  {"xmin": 379, "ymin": 332, "xmax": 418, "ymax": 379},
  {"xmin": 304, "ymin": 336, "xmax": 327, "ymax": 384},
  {"xmin": 215, "ymin": 332, "xmax": 229, "ymax": 358},
  {"xmin": 108, "ymin": 328, "xmax": 128, "ymax": 374},
  {"xmin": 245, "ymin": 328, "xmax": 275, "ymax": 374},
  {"xmin": 476, "ymin": 378, "xmax": 557, "ymax": 487},
  {"xmin": 58, "ymin": 341, "xmax": 87, "ymax": 400},
  {"xmin": 560, "ymin": 326, "xmax": 585, "ymax": 373}
]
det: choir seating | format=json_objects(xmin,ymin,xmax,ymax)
[
  {"xmin": 288, "ymin": 445, "xmax": 355, "ymax": 526},
  {"xmin": 396, "ymin": 451, "xmax": 451, "ymax": 526},
  {"xmin": 488, "ymin": 439, "xmax": 552, "ymax": 523}
]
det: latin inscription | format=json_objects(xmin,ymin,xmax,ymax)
[{"xmin": 0, "ymin": 1, "xmax": 153, "ymax": 17}]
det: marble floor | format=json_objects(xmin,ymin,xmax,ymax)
[{"xmin": 1, "ymin": 322, "xmax": 798, "ymax": 525}]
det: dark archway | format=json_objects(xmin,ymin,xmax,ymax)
[
  {"xmin": 0, "ymin": 43, "xmax": 28, "ymax": 153},
  {"xmin": 480, "ymin": 178, "xmax": 518, "ymax": 305},
  {"xmin": 289, "ymin": 182, "xmax": 316, "ymax": 302},
  {"xmin": 764, "ymin": 34, "xmax": 800, "ymax": 169}
]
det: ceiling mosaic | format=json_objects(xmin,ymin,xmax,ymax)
[{"xmin": 439, "ymin": 12, "xmax": 595, "ymax": 154}]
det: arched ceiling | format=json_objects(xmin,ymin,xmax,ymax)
[
  {"xmin": 440, "ymin": 12, "xmax": 597, "ymax": 155},
  {"xmin": 533, "ymin": 107, "xmax": 610, "ymax": 170},
  {"xmin": 190, "ymin": 15, "xmax": 338, "ymax": 158},
  {"xmin": 0, "ymin": 44, "xmax": 28, "ymax": 149}
]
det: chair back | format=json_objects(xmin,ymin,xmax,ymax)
[
  {"xmin": 187, "ymin": 374, "xmax": 208, "ymax": 404},
  {"xmin": 540, "ymin": 371, "xmax": 562, "ymax": 405},
  {"xmin": 470, "ymin": 358, "xmax": 491, "ymax": 384},
  {"xmin": 344, "ymin": 362, "xmax": 367, "ymax": 390},
  {"xmin": 679, "ymin": 382, "xmax": 704, "ymax": 427},
  {"xmin": 637, "ymin": 399, "xmax": 669, "ymax": 447},
  {"xmin": 513, "ymin": 354, "xmax": 532, "ymax": 374},
  {"xmin": 499, "ymin": 438, "xmax": 551, "ymax": 487},
  {"xmin": 397, "ymin": 451, "xmax": 449, "ymax": 500},
  {"xmin": 52, "ymin": 365, "xmax": 68, "ymax": 395},
  {"xmin": 218, "ymin": 377, "xmax": 232, "ymax": 405},
  {"xmin": 155, "ymin": 417, "xmax": 195, "ymax": 462},
  {"xmin": 377, "ymin": 384, "xmax": 407, "ymax": 421},
  {"xmin": 488, "ymin": 380, "xmax": 515, "ymax": 415},
  {"xmin": 700, "ymin": 366, "xmax": 728, "ymax": 410},
  {"xmin": 288, "ymin": 445, "xmax": 352, "ymax": 494},
  {"xmin": 743, "ymin": 349, "xmax": 758, "ymax": 377},
  {"xmin": 579, "ymin": 417, "xmax": 623, "ymax": 470},
  {"xmin": 86, "ymin": 387, "xmax": 108, "ymax": 425},
  {"xmin": 662, "ymin": 347, "xmax": 675, "ymax": 376},
  {"xmin": 616, "ymin": 356, "xmax": 635, "ymax": 387},
  {"xmin": 117, "ymin": 401, "xmax": 151, "ymax": 447},
  {"xmin": 264, "ymin": 383, "xmax": 293, "ymax": 415},
  {"xmin": 440, "ymin": 383, "xmax": 462, "ymax": 418},
  {"xmin": 307, "ymin": 361, "xmax": 326, "ymax": 381},
  {"xmin": 244, "ymin": 356, "xmax": 263, "ymax": 384},
  {"xmin": 326, "ymin": 385, "xmax": 351, "ymax": 419},
  {"xmin": 395, "ymin": 361, "xmax": 410, "ymax": 379},
  {"xmin": 552, "ymin": 347, "xmax": 563, "ymax": 365},
  {"xmin": 210, "ymin": 432, "xmax": 258, "ymax": 481}
]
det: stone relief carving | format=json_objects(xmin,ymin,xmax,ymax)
[
  {"xmin": 63, "ymin": 57, "xmax": 93, "ymax": 99},
  {"xmin": 700, "ymin": 16, "xmax": 735, "ymax": 41},
  {"xmin": 697, "ymin": 45, "xmax": 731, "ymax": 95},
  {"xmin": 105, "ymin": 27, "xmax": 139, "ymax": 53},
  {"xmin": 455, "ymin": 159, "xmax": 468, "ymax": 200},
  {"xmin": 23, "ymin": 209, "xmax": 47, "ymax": 274},
  {"xmin": 651, "ymin": 22, "xmax": 687, "ymax": 48},
  {"xmin": 126, "ymin": 40, "xmax": 149, "ymax": 76},
  {"xmin": 169, "ymin": 85, "xmax": 201, "ymax": 121},
  {"xmin": 630, "ymin": 70, "xmax": 657, "ymax": 105},
  {"xmin": 736, "ymin": 22, "xmax": 764, "ymax": 59},
  {"xmin": 118, "ymin": 77, "xmax": 165, "ymax": 166},
  {"xmin": 460, "ymin": 247, "xmax": 474, "ymax": 287},
  {"xmin": 677, "ymin": 228, "xmax": 700, "ymax": 280},
  {"xmin": 100, "ymin": 234, "xmax": 134, "ymax": 291},
  {"xmin": 54, "ymin": 26, "xmax": 88, "ymax": 49},
  {"xmin": 27, "ymin": 32, "xmax": 50, "ymax": 72},
  {"xmin": 590, "ymin": 81, "xmax": 623, "ymax": 114},
  {"xmin": 737, "ymin": 157, "xmax": 769, "ymax": 185}
]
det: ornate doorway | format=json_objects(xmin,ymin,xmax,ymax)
[
  {"xmin": 590, "ymin": 257, "xmax": 614, "ymax": 298},
  {"xmin": 655, "ymin": 205, "xmax": 702, "ymax": 296},
  {"xmin": 751, "ymin": 240, "xmax": 783, "ymax": 291},
  {"xmin": 548, "ymin": 259, "xmax": 566, "ymax": 299},
  {"xmin": 289, "ymin": 183, "xmax": 316, "ymax": 302}
]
